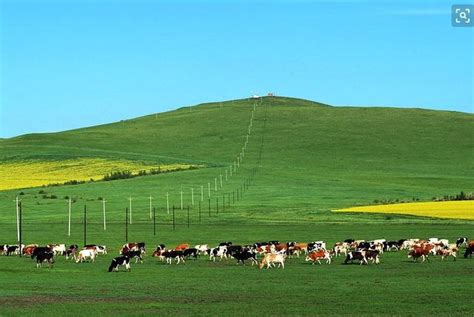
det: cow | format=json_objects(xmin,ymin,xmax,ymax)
[
  {"xmin": 156, "ymin": 244, "xmax": 166, "ymax": 251},
  {"xmin": 233, "ymin": 250, "xmax": 258, "ymax": 265},
  {"xmin": 227, "ymin": 245, "xmax": 244, "ymax": 257},
  {"xmin": 305, "ymin": 249, "xmax": 331, "ymax": 265},
  {"xmin": 194, "ymin": 244, "xmax": 209, "ymax": 254},
  {"xmin": 208, "ymin": 246, "xmax": 227, "ymax": 262},
  {"xmin": 174, "ymin": 243, "xmax": 190, "ymax": 251},
  {"xmin": 183, "ymin": 248, "xmax": 199, "ymax": 260},
  {"xmin": 108, "ymin": 256, "xmax": 131, "ymax": 272},
  {"xmin": 96, "ymin": 245, "xmax": 107, "ymax": 255},
  {"xmin": 152, "ymin": 248, "xmax": 166, "ymax": 260},
  {"xmin": 364, "ymin": 250, "xmax": 380, "ymax": 264},
  {"xmin": 121, "ymin": 242, "xmax": 146, "ymax": 254},
  {"xmin": 464, "ymin": 245, "xmax": 474, "ymax": 259},
  {"xmin": 333, "ymin": 243, "xmax": 349, "ymax": 257},
  {"xmin": 76, "ymin": 249, "xmax": 97, "ymax": 263},
  {"xmin": 384, "ymin": 241, "xmax": 400, "ymax": 251},
  {"xmin": 308, "ymin": 241, "xmax": 326, "ymax": 252},
  {"xmin": 408, "ymin": 247, "xmax": 430, "ymax": 263},
  {"xmin": 456, "ymin": 237, "xmax": 468, "ymax": 248},
  {"xmin": 123, "ymin": 250, "xmax": 143, "ymax": 263},
  {"xmin": 66, "ymin": 244, "xmax": 79, "ymax": 260},
  {"xmin": 162, "ymin": 250, "xmax": 185, "ymax": 264},
  {"xmin": 31, "ymin": 247, "xmax": 53, "ymax": 260},
  {"xmin": 22, "ymin": 245, "xmax": 38, "ymax": 256},
  {"xmin": 219, "ymin": 241, "xmax": 232, "ymax": 247},
  {"xmin": 48, "ymin": 244, "xmax": 66, "ymax": 256},
  {"xmin": 344, "ymin": 251, "xmax": 368, "ymax": 265},
  {"xmin": 259, "ymin": 253, "xmax": 285, "ymax": 269},
  {"xmin": 35, "ymin": 250, "xmax": 55, "ymax": 268},
  {"xmin": 436, "ymin": 249, "xmax": 456, "ymax": 261},
  {"xmin": 344, "ymin": 239, "xmax": 355, "ymax": 244},
  {"xmin": 5, "ymin": 245, "xmax": 19, "ymax": 256}
]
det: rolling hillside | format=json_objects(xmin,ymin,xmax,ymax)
[{"xmin": 0, "ymin": 96, "xmax": 472, "ymax": 225}]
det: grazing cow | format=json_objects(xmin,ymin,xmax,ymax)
[
  {"xmin": 183, "ymin": 248, "xmax": 199, "ymax": 260},
  {"xmin": 152, "ymin": 249, "xmax": 165, "ymax": 260},
  {"xmin": 49, "ymin": 244, "xmax": 66, "ymax": 256},
  {"xmin": 162, "ymin": 250, "xmax": 185, "ymax": 264},
  {"xmin": 123, "ymin": 250, "xmax": 143, "ymax": 263},
  {"xmin": 66, "ymin": 244, "xmax": 79, "ymax": 260},
  {"xmin": 219, "ymin": 241, "xmax": 233, "ymax": 247},
  {"xmin": 436, "ymin": 249, "xmax": 456, "ymax": 261},
  {"xmin": 35, "ymin": 250, "xmax": 55, "ymax": 268},
  {"xmin": 259, "ymin": 253, "xmax": 285, "ymax": 269},
  {"xmin": 208, "ymin": 246, "xmax": 227, "ymax": 262},
  {"xmin": 174, "ymin": 243, "xmax": 190, "ymax": 251},
  {"xmin": 305, "ymin": 249, "xmax": 331, "ymax": 265},
  {"xmin": 274, "ymin": 243, "xmax": 287, "ymax": 254},
  {"xmin": 408, "ymin": 247, "xmax": 430, "ymax": 263},
  {"xmin": 344, "ymin": 251, "xmax": 368, "ymax": 265},
  {"xmin": 344, "ymin": 239, "xmax": 355, "ymax": 244},
  {"xmin": 356, "ymin": 242, "xmax": 372, "ymax": 250},
  {"xmin": 456, "ymin": 237, "xmax": 468, "ymax": 248},
  {"xmin": 233, "ymin": 250, "xmax": 258, "ymax": 265},
  {"xmin": 108, "ymin": 256, "xmax": 131, "ymax": 272},
  {"xmin": 364, "ymin": 250, "xmax": 380, "ymax": 264},
  {"xmin": 76, "ymin": 249, "xmax": 97, "ymax": 263},
  {"xmin": 464, "ymin": 245, "xmax": 474, "ymax": 259},
  {"xmin": 294, "ymin": 243, "xmax": 308, "ymax": 254}
]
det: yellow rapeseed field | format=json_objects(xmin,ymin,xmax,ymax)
[
  {"xmin": 334, "ymin": 201, "xmax": 474, "ymax": 220},
  {"xmin": 0, "ymin": 158, "xmax": 195, "ymax": 191}
]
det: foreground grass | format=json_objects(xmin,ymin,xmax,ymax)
[{"xmin": 0, "ymin": 222, "xmax": 473, "ymax": 316}]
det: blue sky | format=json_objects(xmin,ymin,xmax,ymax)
[{"xmin": 0, "ymin": 0, "xmax": 472, "ymax": 138}]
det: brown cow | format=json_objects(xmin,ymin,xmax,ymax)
[
  {"xmin": 305, "ymin": 250, "xmax": 331, "ymax": 265},
  {"xmin": 174, "ymin": 244, "xmax": 189, "ymax": 251},
  {"xmin": 408, "ymin": 247, "xmax": 430, "ymax": 262}
]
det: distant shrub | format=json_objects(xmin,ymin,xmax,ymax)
[
  {"xmin": 39, "ymin": 190, "xmax": 46, "ymax": 194},
  {"xmin": 19, "ymin": 192, "xmax": 25, "ymax": 196}
]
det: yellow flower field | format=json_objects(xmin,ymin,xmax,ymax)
[
  {"xmin": 0, "ymin": 158, "xmax": 196, "ymax": 191},
  {"xmin": 334, "ymin": 201, "xmax": 474, "ymax": 220}
]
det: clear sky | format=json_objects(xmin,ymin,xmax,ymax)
[{"xmin": 0, "ymin": 0, "xmax": 472, "ymax": 138}]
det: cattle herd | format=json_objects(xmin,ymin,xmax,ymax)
[{"xmin": 1, "ymin": 237, "xmax": 473, "ymax": 272}]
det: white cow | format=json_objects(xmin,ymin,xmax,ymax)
[{"xmin": 76, "ymin": 249, "xmax": 97, "ymax": 263}]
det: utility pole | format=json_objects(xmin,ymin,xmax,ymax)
[
  {"xmin": 129, "ymin": 197, "xmax": 133, "ymax": 224},
  {"xmin": 102, "ymin": 199, "xmax": 107, "ymax": 230}
]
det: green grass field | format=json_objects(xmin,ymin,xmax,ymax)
[{"xmin": 0, "ymin": 96, "xmax": 473, "ymax": 315}]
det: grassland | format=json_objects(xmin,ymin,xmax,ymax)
[
  {"xmin": 0, "ymin": 96, "xmax": 473, "ymax": 315},
  {"xmin": 335, "ymin": 201, "xmax": 474, "ymax": 220}
]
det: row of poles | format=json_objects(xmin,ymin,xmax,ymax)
[{"xmin": 11, "ymin": 99, "xmax": 267, "ymax": 248}]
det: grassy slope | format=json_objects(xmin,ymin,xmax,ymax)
[
  {"xmin": 0, "ymin": 96, "xmax": 472, "ymax": 223},
  {"xmin": 0, "ymin": 97, "xmax": 473, "ymax": 316}
]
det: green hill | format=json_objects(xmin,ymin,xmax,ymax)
[{"xmin": 0, "ymin": 96, "xmax": 472, "ymax": 224}]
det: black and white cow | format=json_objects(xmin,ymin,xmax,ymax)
[
  {"xmin": 219, "ymin": 241, "xmax": 232, "ymax": 247},
  {"xmin": 183, "ymin": 248, "xmax": 199, "ymax": 260},
  {"xmin": 384, "ymin": 241, "xmax": 400, "ymax": 251},
  {"xmin": 232, "ymin": 250, "xmax": 258, "ymax": 265},
  {"xmin": 162, "ymin": 250, "xmax": 185, "ymax": 264},
  {"xmin": 108, "ymin": 256, "xmax": 131, "ymax": 272},
  {"xmin": 35, "ymin": 250, "xmax": 55, "ymax": 268},
  {"xmin": 344, "ymin": 251, "xmax": 368, "ymax": 265},
  {"xmin": 456, "ymin": 237, "xmax": 468, "ymax": 248},
  {"xmin": 123, "ymin": 250, "xmax": 143, "ymax": 263}
]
